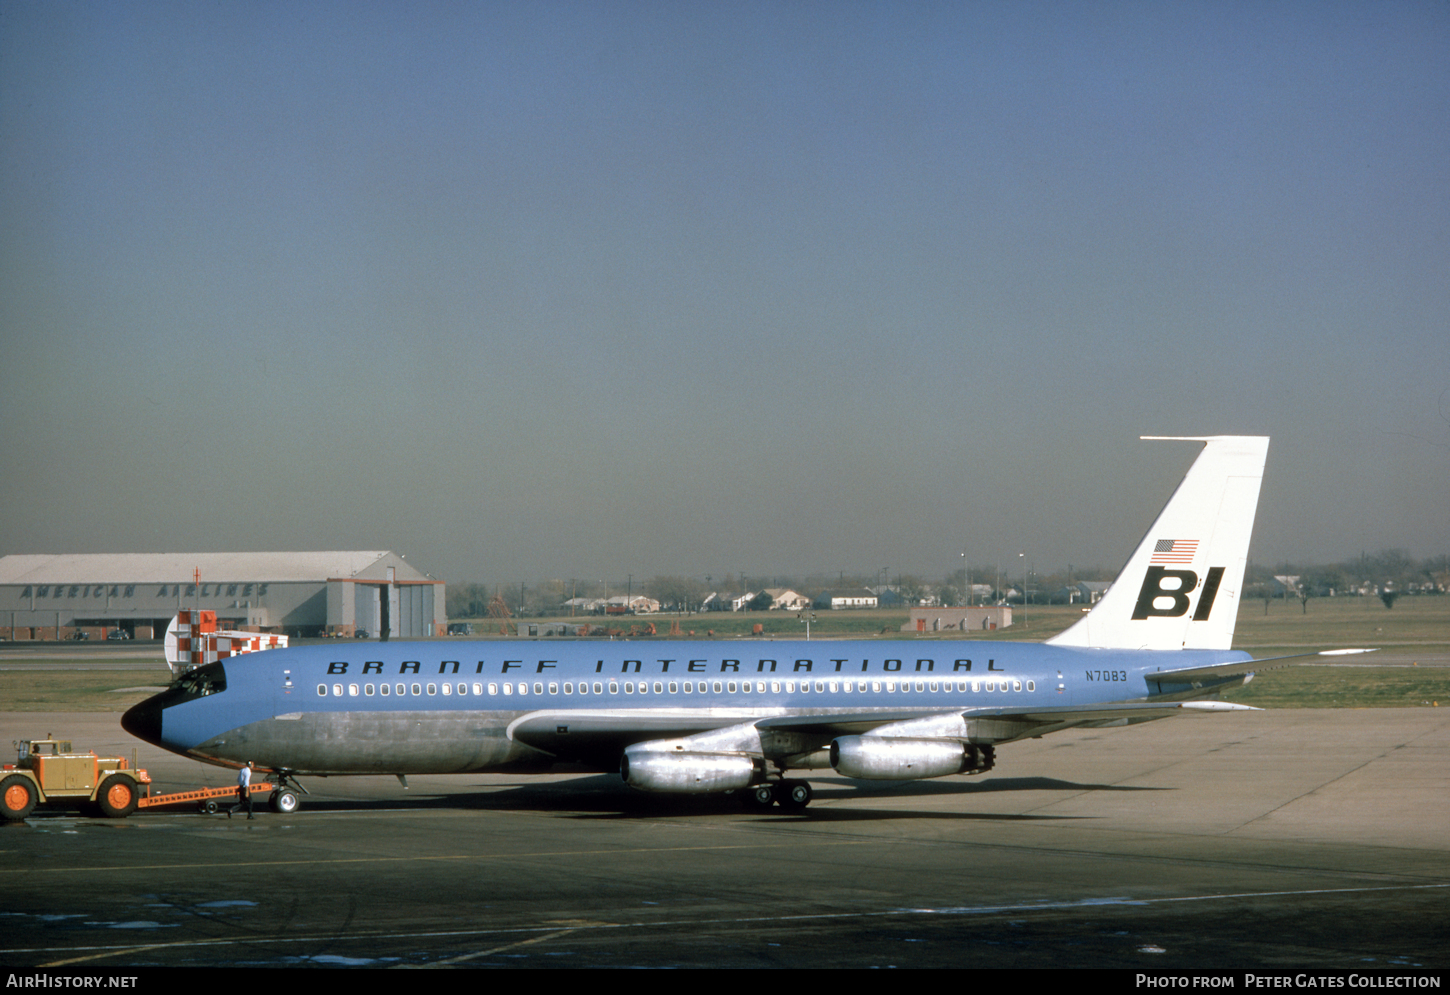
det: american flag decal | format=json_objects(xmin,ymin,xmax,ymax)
[{"xmin": 1151, "ymin": 539, "xmax": 1199, "ymax": 563}]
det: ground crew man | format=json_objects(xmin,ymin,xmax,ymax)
[{"xmin": 229, "ymin": 761, "xmax": 255, "ymax": 820}]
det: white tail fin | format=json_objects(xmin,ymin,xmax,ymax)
[{"xmin": 1047, "ymin": 436, "xmax": 1268, "ymax": 651}]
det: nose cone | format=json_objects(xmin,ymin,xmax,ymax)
[{"xmin": 121, "ymin": 694, "xmax": 164, "ymax": 746}]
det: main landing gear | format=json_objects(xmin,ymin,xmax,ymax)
[{"xmin": 741, "ymin": 778, "xmax": 812, "ymax": 813}]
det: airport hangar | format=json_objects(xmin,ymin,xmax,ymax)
[{"xmin": 0, "ymin": 551, "xmax": 445, "ymax": 640}]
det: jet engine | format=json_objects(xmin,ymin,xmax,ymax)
[
  {"xmin": 620, "ymin": 748, "xmax": 757, "ymax": 794},
  {"xmin": 830, "ymin": 736, "xmax": 993, "ymax": 780}
]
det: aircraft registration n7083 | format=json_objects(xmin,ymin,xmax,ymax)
[{"xmin": 123, "ymin": 435, "xmax": 1334, "ymax": 813}]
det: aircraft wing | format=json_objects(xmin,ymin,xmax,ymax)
[
  {"xmin": 757, "ymin": 699, "xmax": 1257, "ymax": 740},
  {"xmin": 510, "ymin": 699, "xmax": 1260, "ymax": 765}
]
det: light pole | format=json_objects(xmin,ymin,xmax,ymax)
[{"xmin": 1019, "ymin": 552, "xmax": 1027, "ymax": 622}]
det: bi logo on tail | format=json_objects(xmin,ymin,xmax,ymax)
[{"xmin": 1131, "ymin": 562, "xmax": 1225, "ymax": 621}]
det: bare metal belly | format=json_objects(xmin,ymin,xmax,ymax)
[{"xmin": 190, "ymin": 709, "xmax": 553, "ymax": 775}]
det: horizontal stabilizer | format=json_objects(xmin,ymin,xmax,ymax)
[{"xmin": 1147, "ymin": 647, "xmax": 1378, "ymax": 684}]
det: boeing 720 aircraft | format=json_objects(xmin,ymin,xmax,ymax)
[{"xmin": 123, "ymin": 436, "xmax": 1297, "ymax": 813}]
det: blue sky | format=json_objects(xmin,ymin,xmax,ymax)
[{"xmin": 2, "ymin": 1, "xmax": 1447, "ymax": 585}]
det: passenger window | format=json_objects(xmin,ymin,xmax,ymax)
[
  {"xmin": 412, "ymin": 683, "xmax": 421, "ymax": 696},
  {"xmin": 563, "ymin": 683, "xmax": 572, "ymax": 694},
  {"xmin": 828, "ymin": 682, "xmax": 838, "ymax": 693},
  {"xmin": 364, "ymin": 684, "xmax": 374, "ymax": 696},
  {"xmin": 380, "ymin": 684, "xmax": 389, "ymax": 696},
  {"xmin": 427, "ymin": 683, "xmax": 437, "ymax": 695},
  {"xmin": 592, "ymin": 682, "xmax": 603, "ymax": 694},
  {"xmin": 1013, "ymin": 680, "xmax": 1022, "ymax": 692},
  {"xmin": 442, "ymin": 683, "xmax": 452, "ymax": 695},
  {"xmin": 712, "ymin": 681, "xmax": 722, "ymax": 693},
  {"xmin": 625, "ymin": 682, "xmax": 634, "ymax": 693},
  {"xmin": 727, "ymin": 681, "xmax": 737, "ymax": 693},
  {"xmin": 534, "ymin": 683, "xmax": 543, "ymax": 695},
  {"xmin": 488, "ymin": 683, "xmax": 498, "ymax": 695},
  {"xmin": 549, "ymin": 683, "xmax": 558, "ymax": 694},
  {"xmin": 1027, "ymin": 680, "xmax": 1035, "ymax": 692},
  {"xmin": 872, "ymin": 681, "xmax": 882, "ymax": 693},
  {"xmin": 503, "ymin": 683, "xmax": 513, "ymax": 695},
  {"xmin": 886, "ymin": 682, "xmax": 896, "ymax": 692},
  {"xmin": 653, "ymin": 682, "xmax": 663, "ymax": 694},
  {"xmin": 683, "ymin": 682, "xmax": 692, "ymax": 693},
  {"xmin": 785, "ymin": 682, "xmax": 795, "ymax": 693},
  {"xmin": 740, "ymin": 681, "xmax": 750, "ymax": 694},
  {"xmin": 317, "ymin": 684, "xmax": 327, "ymax": 696},
  {"xmin": 609, "ymin": 682, "xmax": 619, "ymax": 694},
  {"xmin": 668, "ymin": 682, "xmax": 677, "ymax": 693},
  {"xmin": 771, "ymin": 681, "xmax": 781, "ymax": 693},
  {"xmin": 518, "ymin": 683, "xmax": 528, "ymax": 696},
  {"xmin": 333, "ymin": 684, "xmax": 344, "ymax": 697}
]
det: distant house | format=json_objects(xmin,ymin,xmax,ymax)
[
  {"xmin": 706, "ymin": 592, "xmax": 755, "ymax": 612},
  {"xmin": 1054, "ymin": 581, "xmax": 1111, "ymax": 605},
  {"xmin": 763, "ymin": 588, "xmax": 811, "ymax": 610},
  {"xmin": 602, "ymin": 595, "xmax": 661, "ymax": 614},
  {"xmin": 814, "ymin": 588, "xmax": 879, "ymax": 610},
  {"xmin": 1270, "ymin": 575, "xmax": 1302, "ymax": 598}
]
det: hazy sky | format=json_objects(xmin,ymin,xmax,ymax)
[{"xmin": 3, "ymin": 1, "xmax": 1447, "ymax": 587}]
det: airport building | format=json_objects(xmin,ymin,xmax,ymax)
[
  {"xmin": 901, "ymin": 606, "xmax": 1013, "ymax": 634},
  {"xmin": 0, "ymin": 552, "xmax": 445, "ymax": 640}
]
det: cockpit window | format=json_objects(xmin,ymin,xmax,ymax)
[{"xmin": 176, "ymin": 662, "xmax": 227, "ymax": 698}]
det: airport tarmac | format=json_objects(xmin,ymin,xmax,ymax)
[{"xmin": 1, "ymin": 707, "xmax": 1445, "ymax": 969}]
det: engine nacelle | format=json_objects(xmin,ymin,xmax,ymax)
[
  {"xmin": 830, "ymin": 736, "xmax": 981, "ymax": 780},
  {"xmin": 620, "ymin": 749, "xmax": 757, "ymax": 794}
]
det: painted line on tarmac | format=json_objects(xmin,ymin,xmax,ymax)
[
  {"xmin": 0, "ymin": 836, "xmax": 877, "ymax": 877},
  {"xmin": 416, "ymin": 928, "xmax": 581, "ymax": 968},
  {"xmin": 14, "ymin": 882, "xmax": 1449, "ymax": 967}
]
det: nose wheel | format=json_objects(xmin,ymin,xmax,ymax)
[{"xmin": 266, "ymin": 769, "xmax": 308, "ymax": 814}]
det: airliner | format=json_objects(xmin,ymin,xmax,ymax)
[{"xmin": 122, "ymin": 435, "xmax": 1317, "ymax": 814}]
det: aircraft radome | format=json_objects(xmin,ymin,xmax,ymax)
[{"xmin": 123, "ymin": 435, "xmax": 1353, "ymax": 813}]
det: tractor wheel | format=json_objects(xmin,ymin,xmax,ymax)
[
  {"xmin": 1, "ymin": 776, "xmax": 36, "ymax": 822},
  {"xmin": 97, "ymin": 776, "xmax": 139, "ymax": 818}
]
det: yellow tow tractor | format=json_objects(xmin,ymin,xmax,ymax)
[{"xmin": 2, "ymin": 736, "xmax": 151, "ymax": 821}]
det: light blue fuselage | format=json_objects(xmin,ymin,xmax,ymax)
[{"xmin": 128, "ymin": 639, "xmax": 1250, "ymax": 776}]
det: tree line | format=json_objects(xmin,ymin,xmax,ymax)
[{"xmin": 445, "ymin": 550, "xmax": 1447, "ymax": 619}]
